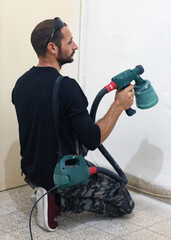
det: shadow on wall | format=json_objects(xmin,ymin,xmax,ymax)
[
  {"xmin": 4, "ymin": 140, "xmax": 25, "ymax": 190},
  {"xmin": 125, "ymin": 139, "xmax": 164, "ymax": 182}
]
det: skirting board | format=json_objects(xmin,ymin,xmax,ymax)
[{"xmin": 126, "ymin": 173, "xmax": 171, "ymax": 204}]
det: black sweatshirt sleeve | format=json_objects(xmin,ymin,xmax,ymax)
[{"xmin": 62, "ymin": 77, "xmax": 101, "ymax": 150}]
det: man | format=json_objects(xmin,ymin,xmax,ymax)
[{"xmin": 12, "ymin": 17, "xmax": 135, "ymax": 232}]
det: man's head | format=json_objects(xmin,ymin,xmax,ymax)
[{"xmin": 31, "ymin": 17, "xmax": 78, "ymax": 68}]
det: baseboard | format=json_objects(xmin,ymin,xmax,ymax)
[{"xmin": 126, "ymin": 173, "xmax": 171, "ymax": 204}]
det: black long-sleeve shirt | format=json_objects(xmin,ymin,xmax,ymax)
[{"xmin": 12, "ymin": 67, "xmax": 100, "ymax": 190}]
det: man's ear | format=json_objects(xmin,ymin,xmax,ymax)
[{"xmin": 47, "ymin": 42, "xmax": 58, "ymax": 54}]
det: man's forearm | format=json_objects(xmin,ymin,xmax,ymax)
[{"xmin": 96, "ymin": 101, "xmax": 123, "ymax": 144}]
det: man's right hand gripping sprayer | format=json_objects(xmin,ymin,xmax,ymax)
[
  {"xmin": 90, "ymin": 65, "xmax": 159, "ymax": 120},
  {"xmin": 29, "ymin": 65, "xmax": 159, "ymax": 240}
]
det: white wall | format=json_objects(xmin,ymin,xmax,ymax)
[
  {"xmin": 1, "ymin": 0, "xmax": 170, "ymax": 192},
  {"xmin": 0, "ymin": 0, "xmax": 81, "ymax": 191},
  {"xmin": 79, "ymin": 0, "xmax": 171, "ymax": 190}
]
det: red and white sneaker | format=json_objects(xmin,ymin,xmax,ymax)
[{"xmin": 36, "ymin": 187, "xmax": 60, "ymax": 231}]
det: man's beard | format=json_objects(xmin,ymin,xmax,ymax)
[{"xmin": 57, "ymin": 47, "xmax": 75, "ymax": 68}]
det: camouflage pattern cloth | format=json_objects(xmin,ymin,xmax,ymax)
[{"xmin": 56, "ymin": 173, "xmax": 135, "ymax": 217}]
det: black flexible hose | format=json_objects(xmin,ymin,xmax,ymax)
[
  {"xmin": 96, "ymin": 167, "xmax": 126, "ymax": 183},
  {"xmin": 98, "ymin": 145, "xmax": 128, "ymax": 184},
  {"xmin": 90, "ymin": 87, "xmax": 128, "ymax": 184},
  {"xmin": 90, "ymin": 88, "xmax": 108, "ymax": 122}
]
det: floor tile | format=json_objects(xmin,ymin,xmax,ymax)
[
  {"xmin": 7, "ymin": 185, "xmax": 33, "ymax": 199},
  {"xmin": 95, "ymin": 218, "xmax": 141, "ymax": 236},
  {"xmin": 0, "ymin": 207, "xmax": 11, "ymax": 217},
  {"xmin": 65, "ymin": 211, "xmax": 109, "ymax": 224},
  {"xmin": 0, "ymin": 231, "xmax": 16, "ymax": 240},
  {"xmin": 127, "ymin": 208, "xmax": 165, "ymax": 227},
  {"xmin": 0, "ymin": 211, "xmax": 28, "ymax": 233},
  {"xmin": 132, "ymin": 192, "xmax": 171, "ymax": 218},
  {"xmin": 1, "ymin": 197, "xmax": 27, "ymax": 215},
  {"xmin": 0, "ymin": 190, "xmax": 11, "ymax": 201},
  {"xmin": 65, "ymin": 226, "xmax": 119, "ymax": 240},
  {"xmin": 12, "ymin": 228, "xmax": 68, "ymax": 240},
  {"xmin": 56, "ymin": 216, "xmax": 92, "ymax": 236},
  {"xmin": 121, "ymin": 228, "xmax": 170, "ymax": 240},
  {"xmin": 148, "ymin": 217, "xmax": 171, "ymax": 238}
]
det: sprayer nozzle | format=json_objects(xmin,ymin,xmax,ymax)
[{"xmin": 136, "ymin": 65, "xmax": 144, "ymax": 74}]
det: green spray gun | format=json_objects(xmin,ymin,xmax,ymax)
[{"xmin": 104, "ymin": 65, "xmax": 159, "ymax": 116}]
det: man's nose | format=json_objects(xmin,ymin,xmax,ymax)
[{"xmin": 73, "ymin": 41, "xmax": 78, "ymax": 50}]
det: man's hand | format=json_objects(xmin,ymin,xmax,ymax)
[{"xmin": 114, "ymin": 84, "xmax": 135, "ymax": 111}]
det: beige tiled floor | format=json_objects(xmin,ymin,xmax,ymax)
[{"xmin": 0, "ymin": 185, "xmax": 171, "ymax": 240}]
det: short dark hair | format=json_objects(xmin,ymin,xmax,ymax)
[{"xmin": 31, "ymin": 18, "xmax": 66, "ymax": 57}]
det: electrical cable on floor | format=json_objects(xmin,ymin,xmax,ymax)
[{"xmin": 127, "ymin": 184, "xmax": 171, "ymax": 199}]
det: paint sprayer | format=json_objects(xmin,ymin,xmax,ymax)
[
  {"xmin": 53, "ymin": 65, "xmax": 159, "ymax": 190},
  {"xmin": 29, "ymin": 65, "xmax": 159, "ymax": 239}
]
